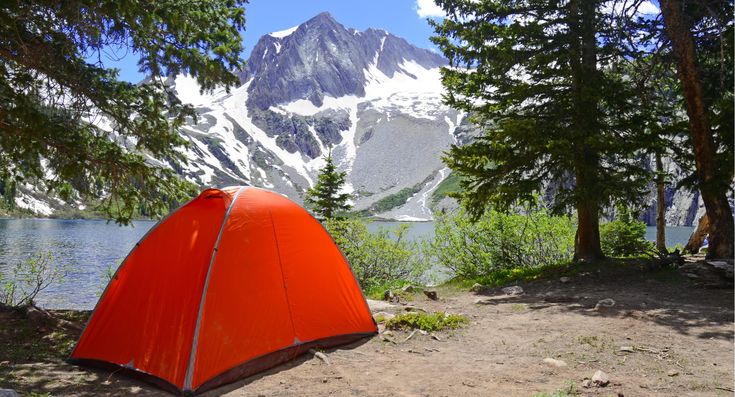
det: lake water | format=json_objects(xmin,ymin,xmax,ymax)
[{"xmin": 0, "ymin": 218, "xmax": 693, "ymax": 310}]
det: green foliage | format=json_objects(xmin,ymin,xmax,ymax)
[
  {"xmin": 654, "ymin": 2, "xmax": 734, "ymax": 196},
  {"xmin": 429, "ymin": 204, "xmax": 576, "ymax": 280},
  {"xmin": 600, "ymin": 207, "xmax": 654, "ymax": 257},
  {"xmin": 534, "ymin": 381, "xmax": 579, "ymax": 397},
  {"xmin": 364, "ymin": 279, "xmax": 416, "ymax": 301},
  {"xmin": 448, "ymin": 261, "xmax": 574, "ymax": 290},
  {"xmin": 0, "ymin": 0, "xmax": 248, "ymax": 224},
  {"xmin": 430, "ymin": 172, "xmax": 461, "ymax": 207},
  {"xmin": 367, "ymin": 185, "xmax": 422, "ymax": 214},
  {"xmin": 0, "ymin": 252, "xmax": 69, "ymax": 308},
  {"xmin": 430, "ymin": 1, "xmax": 655, "ymax": 260},
  {"xmin": 324, "ymin": 218, "xmax": 427, "ymax": 291},
  {"xmin": 96, "ymin": 263, "xmax": 117, "ymax": 297},
  {"xmin": 305, "ymin": 152, "xmax": 352, "ymax": 220},
  {"xmin": 385, "ymin": 312, "xmax": 468, "ymax": 332}
]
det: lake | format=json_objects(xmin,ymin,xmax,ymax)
[{"xmin": 0, "ymin": 218, "xmax": 694, "ymax": 310}]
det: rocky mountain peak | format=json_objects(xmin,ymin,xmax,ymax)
[{"xmin": 241, "ymin": 12, "xmax": 447, "ymax": 110}]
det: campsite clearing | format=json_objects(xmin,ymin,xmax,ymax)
[{"xmin": 0, "ymin": 264, "xmax": 732, "ymax": 396}]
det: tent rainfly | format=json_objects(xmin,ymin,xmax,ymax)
[{"xmin": 69, "ymin": 186, "xmax": 377, "ymax": 395}]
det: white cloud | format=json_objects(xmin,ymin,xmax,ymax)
[
  {"xmin": 416, "ymin": 0, "xmax": 445, "ymax": 18},
  {"xmin": 603, "ymin": 0, "xmax": 660, "ymax": 17},
  {"xmin": 638, "ymin": 1, "xmax": 660, "ymax": 15}
]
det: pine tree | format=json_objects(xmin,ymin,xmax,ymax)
[
  {"xmin": 0, "ymin": 1, "xmax": 248, "ymax": 224},
  {"xmin": 430, "ymin": 0, "xmax": 651, "ymax": 261},
  {"xmin": 659, "ymin": 0, "xmax": 734, "ymax": 258},
  {"xmin": 305, "ymin": 151, "xmax": 352, "ymax": 220}
]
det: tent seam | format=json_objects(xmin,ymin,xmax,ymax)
[
  {"xmin": 67, "ymin": 191, "xmax": 207, "ymax": 362},
  {"xmin": 267, "ymin": 208, "xmax": 299, "ymax": 344},
  {"xmin": 183, "ymin": 186, "xmax": 246, "ymax": 391}
]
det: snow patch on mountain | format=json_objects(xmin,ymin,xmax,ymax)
[
  {"xmin": 173, "ymin": 74, "xmax": 228, "ymax": 106},
  {"xmin": 15, "ymin": 194, "xmax": 54, "ymax": 216},
  {"xmin": 269, "ymin": 25, "xmax": 299, "ymax": 39}
]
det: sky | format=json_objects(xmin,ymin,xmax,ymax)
[
  {"xmin": 109, "ymin": 0, "xmax": 446, "ymax": 83},
  {"xmin": 105, "ymin": 0, "xmax": 660, "ymax": 83}
]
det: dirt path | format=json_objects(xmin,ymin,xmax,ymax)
[{"xmin": 1, "ymin": 266, "xmax": 733, "ymax": 396}]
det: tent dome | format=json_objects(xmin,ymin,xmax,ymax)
[{"xmin": 69, "ymin": 186, "xmax": 376, "ymax": 394}]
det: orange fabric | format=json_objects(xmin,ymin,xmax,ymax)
[
  {"xmin": 71, "ymin": 190, "xmax": 233, "ymax": 388},
  {"xmin": 70, "ymin": 186, "xmax": 376, "ymax": 392}
]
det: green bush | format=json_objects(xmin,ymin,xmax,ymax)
[
  {"xmin": 429, "ymin": 205, "xmax": 576, "ymax": 280},
  {"xmin": 385, "ymin": 311, "xmax": 468, "ymax": 332},
  {"xmin": 367, "ymin": 183, "xmax": 423, "ymax": 214},
  {"xmin": 600, "ymin": 207, "xmax": 654, "ymax": 257},
  {"xmin": 0, "ymin": 252, "xmax": 69, "ymax": 308},
  {"xmin": 324, "ymin": 218, "xmax": 427, "ymax": 291}
]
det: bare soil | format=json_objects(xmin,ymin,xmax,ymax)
[{"xmin": 1, "ymin": 263, "xmax": 732, "ymax": 396}]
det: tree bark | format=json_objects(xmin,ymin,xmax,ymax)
[
  {"xmin": 575, "ymin": 197, "xmax": 604, "ymax": 261},
  {"xmin": 660, "ymin": 0, "xmax": 734, "ymax": 259},
  {"xmin": 655, "ymin": 153, "xmax": 667, "ymax": 254},
  {"xmin": 685, "ymin": 214, "xmax": 711, "ymax": 254},
  {"xmin": 569, "ymin": 0, "xmax": 605, "ymax": 261}
]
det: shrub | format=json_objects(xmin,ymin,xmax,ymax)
[
  {"xmin": 385, "ymin": 311, "xmax": 468, "ymax": 332},
  {"xmin": 600, "ymin": 206, "xmax": 654, "ymax": 257},
  {"xmin": 324, "ymin": 218, "xmax": 427, "ymax": 291},
  {"xmin": 0, "ymin": 252, "xmax": 69, "ymax": 308},
  {"xmin": 429, "ymin": 204, "xmax": 576, "ymax": 280}
]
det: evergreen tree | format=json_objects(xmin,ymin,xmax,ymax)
[
  {"xmin": 430, "ymin": 0, "xmax": 651, "ymax": 261},
  {"xmin": 305, "ymin": 151, "xmax": 352, "ymax": 220},
  {"xmin": 658, "ymin": 0, "xmax": 733, "ymax": 258},
  {"xmin": 0, "ymin": 0, "xmax": 248, "ymax": 224}
]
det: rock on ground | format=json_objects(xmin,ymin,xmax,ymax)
[
  {"xmin": 592, "ymin": 370, "xmax": 610, "ymax": 387},
  {"xmin": 542, "ymin": 358, "xmax": 567, "ymax": 367},
  {"xmin": 501, "ymin": 286, "xmax": 524, "ymax": 296}
]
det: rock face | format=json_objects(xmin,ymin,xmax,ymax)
[
  {"xmin": 9, "ymin": 12, "xmax": 716, "ymax": 225},
  {"xmin": 161, "ymin": 12, "xmax": 464, "ymax": 220},
  {"xmin": 241, "ymin": 12, "xmax": 446, "ymax": 111}
]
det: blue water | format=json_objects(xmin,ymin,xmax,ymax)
[
  {"xmin": 0, "ymin": 219, "xmax": 155, "ymax": 309},
  {"xmin": 0, "ymin": 218, "xmax": 693, "ymax": 309}
]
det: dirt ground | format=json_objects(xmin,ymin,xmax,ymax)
[{"xmin": 1, "ymin": 263, "xmax": 733, "ymax": 396}]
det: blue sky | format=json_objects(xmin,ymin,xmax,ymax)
[{"xmin": 109, "ymin": 0, "xmax": 445, "ymax": 83}]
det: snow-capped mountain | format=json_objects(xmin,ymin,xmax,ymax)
[
  {"xmin": 167, "ymin": 12, "xmax": 469, "ymax": 220},
  {"xmin": 12, "ymin": 12, "xmax": 707, "ymax": 225}
]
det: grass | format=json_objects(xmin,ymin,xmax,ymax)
[
  {"xmin": 367, "ymin": 185, "xmax": 423, "ymax": 213},
  {"xmin": 429, "ymin": 172, "xmax": 461, "ymax": 207},
  {"xmin": 0, "ymin": 205, "xmax": 37, "ymax": 218},
  {"xmin": 534, "ymin": 381, "xmax": 578, "ymax": 397},
  {"xmin": 441, "ymin": 261, "xmax": 576, "ymax": 290},
  {"xmin": 440, "ymin": 255, "xmax": 687, "ymax": 292},
  {"xmin": 385, "ymin": 312, "xmax": 468, "ymax": 332},
  {"xmin": 533, "ymin": 390, "xmax": 578, "ymax": 397},
  {"xmin": 373, "ymin": 313, "xmax": 388, "ymax": 323},
  {"xmin": 364, "ymin": 279, "xmax": 417, "ymax": 300}
]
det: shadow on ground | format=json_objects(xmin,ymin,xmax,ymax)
[{"xmin": 474, "ymin": 261, "xmax": 734, "ymax": 341}]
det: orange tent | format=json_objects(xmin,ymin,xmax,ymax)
[{"xmin": 69, "ymin": 186, "xmax": 377, "ymax": 394}]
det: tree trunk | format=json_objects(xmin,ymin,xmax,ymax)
[
  {"xmin": 569, "ymin": 0, "xmax": 605, "ymax": 262},
  {"xmin": 685, "ymin": 214, "xmax": 711, "ymax": 254},
  {"xmin": 655, "ymin": 153, "xmax": 667, "ymax": 254},
  {"xmin": 660, "ymin": 0, "xmax": 734, "ymax": 259},
  {"xmin": 575, "ymin": 198, "xmax": 604, "ymax": 261}
]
